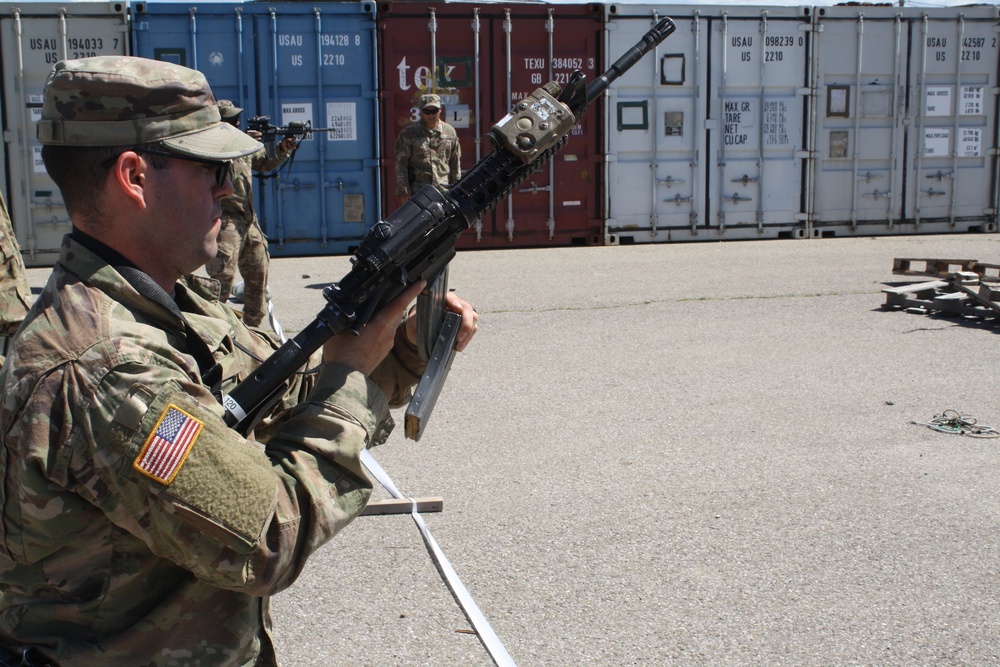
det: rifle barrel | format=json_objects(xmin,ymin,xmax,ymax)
[{"xmin": 585, "ymin": 17, "xmax": 676, "ymax": 104}]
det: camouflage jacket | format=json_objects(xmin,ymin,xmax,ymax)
[
  {"xmin": 0, "ymin": 234, "xmax": 424, "ymax": 666},
  {"xmin": 394, "ymin": 121, "xmax": 461, "ymax": 196},
  {"xmin": 0, "ymin": 194, "xmax": 31, "ymax": 359},
  {"xmin": 222, "ymin": 145, "xmax": 291, "ymax": 229}
]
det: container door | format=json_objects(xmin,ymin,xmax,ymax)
[
  {"xmin": 904, "ymin": 7, "xmax": 1000, "ymax": 233},
  {"xmin": 250, "ymin": 2, "xmax": 379, "ymax": 256},
  {"xmin": 705, "ymin": 8, "xmax": 810, "ymax": 240},
  {"xmin": 378, "ymin": 5, "xmax": 488, "ymax": 231},
  {"xmin": 605, "ymin": 6, "xmax": 709, "ymax": 243},
  {"xmin": 0, "ymin": 2, "xmax": 129, "ymax": 267},
  {"xmin": 809, "ymin": 7, "xmax": 907, "ymax": 236},
  {"xmin": 132, "ymin": 3, "xmax": 257, "ymax": 117},
  {"xmin": 378, "ymin": 3, "xmax": 603, "ymax": 250},
  {"xmin": 493, "ymin": 6, "xmax": 603, "ymax": 248}
]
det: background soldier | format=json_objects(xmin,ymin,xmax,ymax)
[
  {"xmin": 0, "ymin": 55, "xmax": 478, "ymax": 665},
  {"xmin": 394, "ymin": 93, "xmax": 461, "ymax": 203},
  {"xmin": 205, "ymin": 100, "xmax": 296, "ymax": 328},
  {"xmin": 0, "ymin": 192, "xmax": 31, "ymax": 365}
]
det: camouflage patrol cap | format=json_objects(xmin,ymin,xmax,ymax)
[
  {"xmin": 36, "ymin": 56, "xmax": 260, "ymax": 160},
  {"xmin": 419, "ymin": 93, "xmax": 442, "ymax": 110},
  {"xmin": 217, "ymin": 99, "xmax": 243, "ymax": 119}
]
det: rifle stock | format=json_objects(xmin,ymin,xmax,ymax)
[{"xmin": 222, "ymin": 17, "xmax": 676, "ymax": 437}]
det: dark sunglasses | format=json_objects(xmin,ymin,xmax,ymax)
[
  {"xmin": 421, "ymin": 108, "xmax": 440, "ymax": 115},
  {"xmin": 102, "ymin": 148, "xmax": 232, "ymax": 187}
]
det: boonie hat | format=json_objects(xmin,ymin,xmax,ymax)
[
  {"xmin": 36, "ymin": 56, "xmax": 260, "ymax": 160},
  {"xmin": 217, "ymin": 99, "xmax": 243, "ymax": 120},
  {"xmin": 419, "ymin": 93, "xmax": 442, "ymax": 110}
]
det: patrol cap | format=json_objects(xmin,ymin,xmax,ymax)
[
  {"xmin": 419, "ymin": 93, "xmax": 442, "ymax": 110},
  {"xmin": 217, "ymin": 99, "xmax": 243, "ymax": 120},
  {"xmin": 36, "ymin": 56, "xmax": 260, "ymax": 160}
]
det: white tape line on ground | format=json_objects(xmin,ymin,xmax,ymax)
[{"xmin": 360, "ymin": 449, "xmax": 517, "ymax": 667}]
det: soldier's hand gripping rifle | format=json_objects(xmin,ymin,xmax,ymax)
[{"xmin": 221, "ymin": 17, "xmax": 677, "ymax": 438}]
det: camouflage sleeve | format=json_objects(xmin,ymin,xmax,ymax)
[
  {"xmin": 250, "ymin": 142, "xmax": 291, "ymax": 173},
  {"xmin": 449, "ymin": 134, "xmax": 462, "ymax": 184},
  {"xmin": 0, "ymin": 196, "xmax": 31, "ymax": 339},
  {"xmin": 83, "ymin": 358, "xmax": 389, "ymax": 596},
  {"xmin": 395, "ymin": 130, "xmax": 413, "ymax": 196}
]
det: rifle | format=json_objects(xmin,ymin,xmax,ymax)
[
  {"xmin": 222, "ymin": 17, "xmax": 677, "ymax": 438},
  {"xmin": 246, "ymin": 116, "xmax": 340, "ymax": 160}
]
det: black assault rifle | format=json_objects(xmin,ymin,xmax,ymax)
[
  {"xmin": 222, "ymin": 17, "xmax": 677, "ymax": 439},
  {"xmin": 246, "ymin": 116, "xmax": 339, "ymax": 160}
]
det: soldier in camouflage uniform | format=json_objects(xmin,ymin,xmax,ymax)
[
  {"xmin": 205, "ymin": 100, "xmax": 296, "ymax": 328},
  {"xmin": 0, "ymin": 191, "xmax": 32, "ymax": 365},
  {"xmin": 394, "ymin": 93, "xmax": 462, "ymax": 203},
  {"xmin": 0, "ymin": 56, "xmax": 479, "ymax": 666}
]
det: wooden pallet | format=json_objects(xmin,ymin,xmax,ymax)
[
  {"xmin": 884, "ymin": 258, "xmax": 1000, "ymax": 319},
  {"xmin": 892, "ymin": 257, "xmax": 978, "ymax": 278}
]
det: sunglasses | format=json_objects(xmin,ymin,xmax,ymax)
[
  {"xmin": 421, "ymin": 108, "xmax": 440, "ymax": 115},
  {"xmin": 103, "ymin": 148, "xmax": 232, "ymax": 187}
]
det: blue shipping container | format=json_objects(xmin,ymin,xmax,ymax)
[{"xmin": 132, "ymin": 1, "xmax": 380, "ymax": 256}]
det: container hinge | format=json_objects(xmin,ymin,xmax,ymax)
[
  {"xmin": 990, "ymin": 147, "xmax": 1000, "ymax": 157},
  {"xmin": 2, "ymin": 130, "xmax": 11, "ymax": 144},
  {"xmin": 704, "ymin": 119, "xmax": 718, "ymax": 130},
  {"xmin": 990, "ymin": 86, "xmax": 1000, "ymax": 95},
  {"xmin": 605, "ymin": 153, "xmax": 618, "ymax": 164},
  {"xmin": 134, "ymin": 20, "xmax": 148, "ymax": 31},
  {"xmin": 794, "ymin": 213, "xmax": 810, "ymax": 222},
  {"xmin": 799, "ymin": 23, "xmax": 822, "ymax": 33},
  {"xmin": 796, "ymin": 86, "xmax": 811, "ymax": 97},
  {"xmin": 795, "ymin": 150, "xmax": 812, "ymax": 159}
]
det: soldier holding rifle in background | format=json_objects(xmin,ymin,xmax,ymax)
[
  {"xmin": 0, "ymin": 55, "xmax": 478, "ymax": 666},
  {"xmin": 205, "ymin": 99, "xmax": 296, "ymax": 328}
]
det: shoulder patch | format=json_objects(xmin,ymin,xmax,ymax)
[{"xmin": 133, "ymin": 404, "xmax": 204, "ymax": 485}]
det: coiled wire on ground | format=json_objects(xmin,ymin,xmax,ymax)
[{"xmin": 912, "ymin": 410, "xmax": 1000, "ymax": 438}]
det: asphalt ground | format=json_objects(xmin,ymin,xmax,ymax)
[{"xmin": 23, "ymin": 233, "xmax": 1000, "ymax": 666}]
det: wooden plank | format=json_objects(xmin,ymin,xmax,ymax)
[
  {"xmin": 360, "ymin": 497, "xmax": 444, "ymax": 516},
  {"xmin": 881, "ymin": 280, "xmax": 949, "ymax": 295}
]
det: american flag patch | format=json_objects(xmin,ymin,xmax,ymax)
[{"xmin": 133, "ymin": 405, "xmax": 203, "ymax": 485}]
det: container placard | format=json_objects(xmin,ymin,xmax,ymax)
[
  {"xmin": 763, "ymin": 100, "xmax": 791, "ymax": 146},
  {"xmin": 924, "ymin": 86, "xmax": 952, "ymax": 117},
  {"xmin": 923, "ymin": 128, "xmax": 950, "ymax": 156},
  {"xmin": 723, "ymin": 99, "xmax": 755, "ymax": 147},
  {"xmin": 960, "ymin": 86, "xmax": 983, "ymax": 116},
  {"xmin": 325, "ymin": 102, "xmax": 356, "ymax": 141},
  {"xmin": 958, "ymin": 128, "xmax": 981, "ymax": 157}
]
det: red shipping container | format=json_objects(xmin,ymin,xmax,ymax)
[{"xmin": 378, "ymin": 2, "xmax": 604, "ymax": 249}]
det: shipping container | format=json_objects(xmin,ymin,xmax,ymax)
[
  {"xmin": 604, "ymin": 4, "xmax": 812, "ymax": 244},
  {"xmin": 0, "ymin": 1, "xmax": 130, "ymax": 267},
  {"xmin": 133, "ymin": 0, "xmax": 381, "ymax": 257},
  {"xmin": 377, "ymin": 2, "xmax": 604, "ymax": 249},
  {"xmin": 808, "ymin": 5, "xmax": 999, "ymax": 236},
  {"xmin": 902, "ymin": 6, "xmax": 999, "ymax": 233}
]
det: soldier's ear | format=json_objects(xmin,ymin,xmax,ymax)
[{"xmin": 110, "ymin": 151, "xmax": 149, "ymax": 209}]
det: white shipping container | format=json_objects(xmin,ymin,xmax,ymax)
[
  {"xmin": 0, "ymin": 2, "xmax": 129, "ymax": 267},
  {"xmin": 604, "ymin": 4, "xmax": 811, "ymax": 244},
  {"xmin": 904, "ymin": 6, "xmax": 999, "ymax": 233},
  {"xmin": 809, "ymin": 5, "xmax": 999, "ymax": 237}
]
